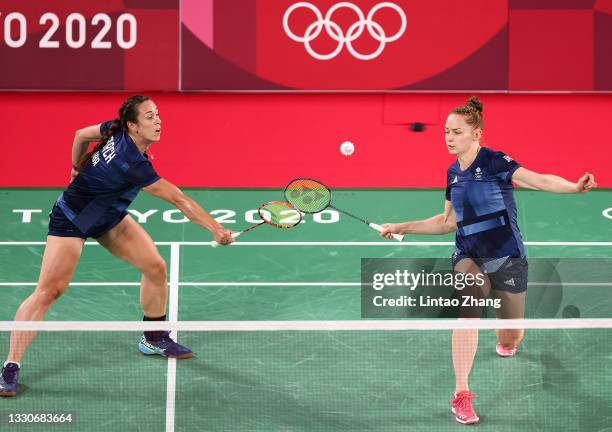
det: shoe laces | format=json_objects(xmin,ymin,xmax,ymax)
[
  {"xmin": 148, "ymin": 331, "xmax": 173, "ymax": 347},
  {"xmin": 454, "ymin": 391, "xmax": 478, "ymax": 412}
]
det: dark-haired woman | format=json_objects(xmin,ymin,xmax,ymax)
[
  {"xmin": 380, "ymin": 96, "xmax": 596, "ymax": 424},
  {"xmin": 0, "ymin": 96, "xmax": 234, "ymax": 397}
]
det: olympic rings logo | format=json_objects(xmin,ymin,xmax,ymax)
[{"xmin": 283, "ymin": 2, "xmax": 407, "ymax": 61}]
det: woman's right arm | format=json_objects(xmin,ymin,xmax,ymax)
[
  {"xmin": 70, "ymin": 124, "xmax": 103, "ymax": 180},
  {"xmin": 380, "ymin": 200, "xmax": 457, "ymax": 238},
  {"xmin": 71, "ymin": 124, "xmax": 103, "ymax": 168}
]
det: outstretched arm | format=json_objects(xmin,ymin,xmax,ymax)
[
  {"xmin": 143, "ymin": 178, "xmax": 234, "ymax": 245},
  {"xmin": 512, "ymin": 168, "xmax": 597, "ymax": 193},
  {"xmin": 380, "ymin": 200, "xmax": 457, "ymax": 238}
]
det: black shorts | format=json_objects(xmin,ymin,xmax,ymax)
[
  {"xmin": 453, "ymin": 255, "xmax": 528, "ymax": 294},
  {"xmin": 48, "ymin": 203, "xmax": 128, "ymax": 239}
]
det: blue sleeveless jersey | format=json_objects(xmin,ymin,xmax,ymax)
[
  {"xmin": 446, "ymin": 147, "xmax": 525, "ymax": 260},
  {"xmin": 56, "ymin": 121, "xmax": 160, "ymax": 236}
]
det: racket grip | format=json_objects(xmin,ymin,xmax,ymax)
[
  {"xmin": 369, "ymin": 223, "xmax": 404, "ymax": 242},
  {"xmin": 211, "ymin": 231, "xmax": 241, "ymax": 248}
]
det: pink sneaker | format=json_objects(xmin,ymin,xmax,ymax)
[
  {"xmin": 451, "ymin": 391, "xmax": 479, "ymax": 424},
  {"xmin": 496, "ymin": 343, "xmax": 517, "ymax": 357}
]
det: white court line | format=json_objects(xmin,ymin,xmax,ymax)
[
  {"xmin": 181, "ymin": 282, "xmax": 359, "ymax": 286},
  {"xmin": 3, "ymin": 319, "xmax": 612, "ymax": 331},
  {"xmin": 1, "ymin": 241, "xmax": 612, "ymax": 246},
  {"xmin": 165, "ymin": 243, "xmax": 180, "ymax": 432},
  {"xmin": 0, "ymin": 282, "xmax": 142, "ymax": 286},
  {"xmin": 0, "ymin": 282, "xmax": 357, "ymax": 287},
  {"xmin": 2, "ymin": 282, "xmax": 612, "ymax": 287},
  {"xmin": 182, "ymin": 241, "xmax": 612, "ymax": 247},
  {"xmin": 181, "ymin": 282, "xmax": 612, "ymax": 287}
]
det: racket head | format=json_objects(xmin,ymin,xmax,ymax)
[
  {"xmin": 258, "ymin": 201, "xmax": 303, "ymax": 229},
  {"xmin": 284, "ymin": 178, "xmax": 331, "ymax": 214}
]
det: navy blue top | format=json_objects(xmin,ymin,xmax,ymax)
[
  {"xmin": 446, "ymin": 147, "xmax": 524, "ymax": 260},
  {"xmin": 56, "ymin": 121, "xmax": 160, "ymax": 235}
]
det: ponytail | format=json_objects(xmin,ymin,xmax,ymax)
[
  {"xmin": 77, "ymin": 119, "xmax": 121, "ymax": 170},
  {"xmin": 76, "ymin": 95, "xmax": 150, "ymax": 170}
]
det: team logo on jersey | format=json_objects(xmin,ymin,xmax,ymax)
[
  {"xmin": 503, "ymin": 155, "xmax": 513, "ymax": 162},
  {"xmin": 474, "ymin": 167, "xmax": 482, "ymax": 180}
]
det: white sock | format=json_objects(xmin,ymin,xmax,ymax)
[{"xmin": 4, "ymin": 361, "xmax": 20, "ymax": 368}]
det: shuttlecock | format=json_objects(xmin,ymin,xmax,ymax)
[{"xmin": 340, "ymin": 141, "xmax": 354, "ymax": 156}]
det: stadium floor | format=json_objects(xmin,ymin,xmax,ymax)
[{"xmin": 1, "ymin": 188, "xmax": 611, "ymax": 431}]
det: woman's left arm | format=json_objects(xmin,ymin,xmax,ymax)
[{"xmin": 512, "ymin": 167, "xmax": 597, "ymax": 193}]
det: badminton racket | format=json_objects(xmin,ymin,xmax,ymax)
[
  {"xmin": 211, "ymin": 201, "xmax": 302, "ymax": 247},
  {"xmin": 284, "ymin": 178, "xmax": 403, "ymax": 241}
]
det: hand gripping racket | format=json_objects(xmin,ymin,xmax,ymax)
[
  {"xmin": 211, "ymin": 201, "xmax": 302, "ymax": 247},
  {"xmin": 284, "ymin": 178, "xmax": 404, "ymax": 241}
]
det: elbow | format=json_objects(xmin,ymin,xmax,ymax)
[
  {"xmin": 439, "ymin": 214, "xmax": 456, "ymax": 234},
  {"xmin": 536, "ymin": 176, "xmax": 552, "ymax": 191},
  {"xmin": 526, "ymin": 174, "xmax": 555, "ymax": 191},
  {"xmin": 443, "ymin": 223, "xmax": 457, "ymax": 234},
  {"xmin": 74, "ymin": 129, "xmax": 90, "ymax": 144}
]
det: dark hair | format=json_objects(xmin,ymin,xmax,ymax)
[
  {"xmin": 77, "ymin": 95, "xmax": 150, "ymax": 169},
  {"xmin": 450, "ymin": 96, "xmax": 484, "ymax": 130}
]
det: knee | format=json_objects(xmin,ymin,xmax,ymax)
[
  {"xmin": 34, "ymin": 283, "xmax": 67, "ymax": 307},
  {"xmin": 145, "ymin": 257, "xmax": 167, "ymax": 281}
]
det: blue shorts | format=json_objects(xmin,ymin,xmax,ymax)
[
  {"xmin": 453, "ymin": 255, "xmax": 528, "ymax": 294},
  {"xmin": 48, "ymin": 203, "xmax": 128, "ymax": 239}
]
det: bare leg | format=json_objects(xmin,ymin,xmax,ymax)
[
  {"xmin": 7, "ymin": 236, "xmax": 84, "ymax": 363},
  {"xmin": 452, "ymin": 326, "xmax": 478, "ymax": 392},
  {"xmin": 494, "ymin": 290, "xmax": 526, "ymax": 349},
  {"xmin": 96, "ymin": 216, "xmax": 167, "ymax": 318},
  {"xmin": 96, "ymin": 216, "xmax": 192, "ymax": 358},
  {"xmin": 452, "ymin": 259, "xmax": 490, "ymax": 392}
]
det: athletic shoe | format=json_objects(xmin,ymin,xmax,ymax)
[
  {"xmin": 451, "ymin": 391, "xmax": 479, "ymax": 424},
  {"xmin": 0, "ymin": 363, "xmax": 20, "ymax": 397},
  {"xmin": 496, "ymin": 343, "xmax": 518, "ymax": 357},
  {"xmin": 138, "ymin": 332, "xmax": 193, "ymax": 359}
]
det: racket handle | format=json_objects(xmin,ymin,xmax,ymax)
[
  {"xmin": 369, "ymin": 223, "xmax": 404, "ymax": 242},
  {"xmin": 211, "ymin": 231, "xmax": 241, "ymax": 248}
]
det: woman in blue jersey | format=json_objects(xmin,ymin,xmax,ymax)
[
  {"xmin": 0, "ymin": 95, "xmax": 234, "ymax": 397},
  {"xmin": 380, "ymin": 96, "xmax": 596, "ymax": 424}
]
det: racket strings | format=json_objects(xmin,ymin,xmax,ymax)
[
  {"xmin": 258, "ymin": 202, "xmax": 302, "ymax": 228},
  {"xmin": 284, "ymin": 178, "xmax": 331, "ymax": 213}
]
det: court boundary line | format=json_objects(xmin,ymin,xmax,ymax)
[
  {"xmin": 2, "ymin": 282, "xmax": 611, "ymax": 287},
  {"xmin": 1, "ymin": 241, "xmax": 612, "ymax": 247},
  {"xmin": 165, "ymin": 243, "xmax": 180, "ymax": 432},
  {"xmin": 2, "ymin": 319, "xmax": 612, "ymax": 331}
]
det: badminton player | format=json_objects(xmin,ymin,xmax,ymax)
[
  {"xmin": 380, "ymin": 96, "xmax": 596, "ymax": 424},
  {"xmin": 0, "ymin": 95, "xmax": 234, "ymax": 397}
]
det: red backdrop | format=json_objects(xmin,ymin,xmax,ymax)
[
  {"xmin": 0, "ymin": 0, "xmax": 179, "ymax": 90},
  {"xmin": 2, "ymin": 0, "xmax": 612, "ymax": 91},
  {"xmin": 1, "ymin": 93, "xmax": 609, "ymax": 188}
]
